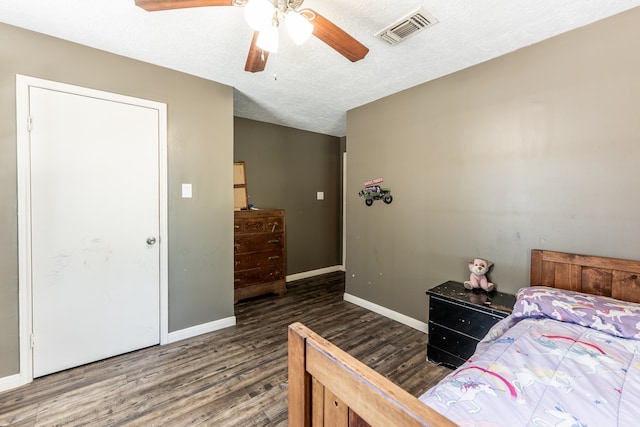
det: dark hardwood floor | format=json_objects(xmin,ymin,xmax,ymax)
[{"xmin": 0, "ymin": 272, "xmax": 452, "ymax": 426}]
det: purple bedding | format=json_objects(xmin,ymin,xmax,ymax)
[{"xmin": 419, "ymin": 287, "xmax": 640, "ymax": 426}]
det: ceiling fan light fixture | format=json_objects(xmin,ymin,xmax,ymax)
[
  {"xmin": 285, "ymin": 10, "xmax": 313, "ymax": 45},
  {"xmin": 244, "ymin": 0, "xmax": 275, "ymax": 31},
  {"xmin": 256, "ymin": 24, "xmax": 279, "ymax": 53}
]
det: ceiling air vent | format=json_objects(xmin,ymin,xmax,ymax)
[{"xmin": 374, "ymin": 7, "xmax": 438, "ymax": 46}]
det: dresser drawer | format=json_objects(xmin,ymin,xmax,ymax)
[
  {"xmin": 234, "ymin": 232, "xmax": 284, "ymax": 254},
  {"xmin": 429, "ymin": 297, "xmax": 505, "ymax": 340},
  {"xmin": 428, "ymin": 322, "xmax": 479, "ymax": 361},
  {"xmin": 234, "ymin": 215, "xmax": 285, "ymax": 234},
  {"xmin": 234, "ymin": 265, "xmax": 285, "ymax": 288},
  {"xmin": 234, "ymin": 249, "xmax": 284, "ymax": 271},
  {"xmin": 234, "ymin": 217, "xmax": 266, "ymax": 233}
]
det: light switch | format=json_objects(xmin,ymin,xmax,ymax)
[
  {"xmin": 182, "ymin": 183, "xmax": 192, "ymax": 198},
  {"xmin": 317, "ymin": 191, "xmax": 324, "ymax": 200}
]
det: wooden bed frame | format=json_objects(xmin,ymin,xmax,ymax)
[{"xmin": 288, "ymin": 250, "xmax": 640, "ymax": 427}]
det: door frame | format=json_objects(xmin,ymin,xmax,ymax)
[
  {"xmin": 342, "ymin": 152, "xmax": 347, "ymax": 269},
  {"xmin": 16, "ymin": 75, "xmax": 169, "ymax": 386}
]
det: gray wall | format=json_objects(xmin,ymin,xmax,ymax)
[
  {"xmin": 346, "ymin": 8, "xmax": 640, "ymax": 323},
  {"xmin": 234, "ymin": 117, "xmax": 342, "ymax": 274},
  {"xmin": 0, "ymin": 24, "xmax": 234, "ymax": 377}
]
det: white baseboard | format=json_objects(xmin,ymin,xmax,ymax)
[
  {"xmin": 0, "ymin": 373, "xmax": 24, "ymax": 393},
  {"xmin": 286, "ymin": 265, "xmax": 344, "ymax": 282},
  {"xmin": 167, "ymin": 316, "xmax": 236, "ymax": 344},
  {"xmin": 0, "ymin": 316, "xmax": 236, "ymax": 392},
  {"xmin": 0, "ymin": 317, "xmax": 237, "ymax": 393},
  {"xmin": 343, "ymin": 293, "xmax": 428, "ymax": 333}
]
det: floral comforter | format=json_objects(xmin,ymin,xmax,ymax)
[{"xmin": 419, "ymin": 286, "xmax": 640, "ymax": 426}]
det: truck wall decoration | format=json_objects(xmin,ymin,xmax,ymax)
[{"xmin": 358, "ymin": 178, "xmax": 393, "ymax": 206}]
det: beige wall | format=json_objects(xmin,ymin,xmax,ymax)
[
  {"xmin": 0, "ymin": 24, "xmax": 234, "ymax": 377},
  {"xmin": 234, "ymin": 117, "xmax": 342, "ymax": 274},
  {"xmin": 346, "ymin": 8, "xmax": 640, "ymax": 322}
]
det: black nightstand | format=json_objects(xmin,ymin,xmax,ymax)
[{"xmin": 426, "ymin": 281, "xmax": 516, "ymax": 368}]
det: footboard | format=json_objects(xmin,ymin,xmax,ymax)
[{"xmin": 288, "ymin": 322, "xmax": 457, "ymax": 427}]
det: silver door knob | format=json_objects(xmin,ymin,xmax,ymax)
[{"xmin": 147, "ymin": 237, "xmax": 157, "ymax": 245}]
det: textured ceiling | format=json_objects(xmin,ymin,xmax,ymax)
[{"xmin": 2, "ymin": 0, "xmax": 639, "ymax": 136}]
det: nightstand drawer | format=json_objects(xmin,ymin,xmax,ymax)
[
  {"xmin": 428, "ymin": 323, "xmax": 479, "ymax": 361},
  {"xmin": 429, "ymin": 297, "xmax": 505, "ymax": 340},
  {"xmin": 427, "ymin": 344, "xmax": 467, "ymax": 368}
]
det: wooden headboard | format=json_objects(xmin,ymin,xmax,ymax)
[{"xmin": 530, "ymin": 249, "xmax": 640, "ymax": 303}]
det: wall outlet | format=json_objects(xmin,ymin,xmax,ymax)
[{"xmin": 317, "ymin": 191, "xmax": 324, "ymax": 200}]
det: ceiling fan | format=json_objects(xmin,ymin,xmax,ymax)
[{"xmin": 134, "ymin": 0, "xmax": 369, "ymax": 73}]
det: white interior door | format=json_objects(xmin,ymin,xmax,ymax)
[{"xmin": 29, "ymin": 85, "xmax": 161, "ymax": 377}]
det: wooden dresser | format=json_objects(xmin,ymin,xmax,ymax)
[
  {"xmin": 233, "ymin": 209, "xmax": 286, "ymax": 303},
  {"xmin": 426, "ymin": 281, "xmax": 516, "ymax": 368}
]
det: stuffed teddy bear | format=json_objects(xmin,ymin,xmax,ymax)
[{"xmin": 464, "ymin": 258, "xmax": 495, "ymax": 292}]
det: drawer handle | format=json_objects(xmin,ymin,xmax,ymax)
[
  {"xmin": 234, "ymin": 279, "xmax": 240, "ymax": 283},
  {"xmin": 234, "ymin": 225, "xmax": 240, "ymax": 229},
  {"xmin": 270, "ymin": 221, "xmax": 279, "ymax": 232},
  {"xmin": 268, "ymin": 256, "xmax": 280, "ymax": 260},
  {"xmin": 268, "ymin": 239, "xmax": 280, "ymax": 244}
]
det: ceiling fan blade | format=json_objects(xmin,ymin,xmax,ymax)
[
  {"xmin": 135, "ymin": 0, "xmax": 234, "ymax": 12},
  {"xmin": 306, "ymin": 9, "xmax": 369, "ymax": 62},
  {"xmin": 244, "ymin": 31, "xmax": 268, "ymax": 73}
]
